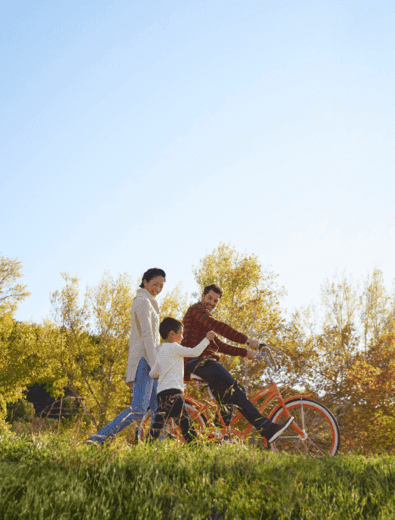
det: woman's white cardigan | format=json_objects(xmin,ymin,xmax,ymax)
[{"xmin": 124, "ymin": 288, "xmax": 161, "ymax": 384}]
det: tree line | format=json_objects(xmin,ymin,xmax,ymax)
[{"xmin": 1, "ymin": 244, "xmax": 394, "ymax": 452}]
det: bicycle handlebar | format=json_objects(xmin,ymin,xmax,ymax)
[{"xmin": 258, "ymin": 343, "xmax": 277, "ymax": 372}]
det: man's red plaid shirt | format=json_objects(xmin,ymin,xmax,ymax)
[{"xmin": 181, "ymin": 302, "xmax": 248, "ymax": 380}]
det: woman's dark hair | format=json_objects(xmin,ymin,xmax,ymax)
[
  {"xmin": 159, "ymin": 317, "xmax": 182, "ymax": 340},
  {"xmin": 139, "ymin": 268, "xmax": 166, "ymax": 288},
  {"xmin": 203, "ymin": 284, "xmax": 223, "ymax": 298}
]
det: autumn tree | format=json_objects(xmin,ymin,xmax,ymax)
[
  {"xmin": 0, "ymin": 255, "xmax": 31, "ymax": 426},
  {"xmin": 293, "ymin": 269, "xmax": 395, "ymax": 452},
  {"xmin": 360, "ymin": 269, "xmax": 393, "ymax": 351},
  {"xmin": 295, "ymin": 274, "xmax": 361, "ymax": 401},
  {"xmin": 0, "ymin": 254, "xmax": 30, "ymax": 314},
  {"xmin": 342, "ymin": 270, "xmax": 395, "ymax": 452},
  {"xmin": 342, "ymin": 334, "xmax": 395, "ymax": 452},
  {"xmin": 192, "ymin": 243, "xmax": 288, "ymax": 393},
  {"xmin": 158, "ymin": 284, "xmax": 188, "ymax": 322},
  {"xmin": 49, "ymin": 272, "xmax": 135, "ymax": 428}
]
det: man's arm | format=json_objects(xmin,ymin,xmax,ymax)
[
  {"xmin": 189, "ymin": 304, "xmax": 248, "ymax": 344},
  {"xmin": 213, "ymin": 337, "xmax": 257, "ymax": 359},
  {"xmin": 210, "ymin": 336, "xmax": 248, "ymax": 357}
]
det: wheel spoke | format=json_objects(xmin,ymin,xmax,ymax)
[{"xmin": 300, "ymin": 400, "xmax": 305, "ymax": 433}]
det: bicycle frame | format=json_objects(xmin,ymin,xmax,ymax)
[{"xmin": 183, "ymin": 380, "xmax": 310, "ymax": 444}]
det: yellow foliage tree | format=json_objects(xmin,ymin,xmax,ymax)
[
  {"xmin": 292, "ymin": 269, "xmax": 395, "ymax": 453},
  {"xmin": 50, "ymin": 272, "xmax": 134, "ymax": 428},
  {"xmin": 294, "ymin": 273, "xmax": 361, "ymax": 401},
  {"xmin": 360, "ymin": 269, "xmax": 393, "ymax": 351},
  {"xmin": 0, "ymin": 254, "xmax": 31, "ymax": 427},
  {"xmin": 341, "ymin": 332, "xmax": 395, "ymax": 452},
  {"xmin": 158, "ymin": 284, "xmax": 188, "ymax": 322},
  {"xmin": 192, "ymin": 243, "xmax": 288, "ymax": 393}
]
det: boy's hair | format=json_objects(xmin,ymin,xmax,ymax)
[
  {"xmin": 203, "ymin": 284, "xmax": 223, "ymax": 298},
  {"xmin": 159, "ymin": 317, "xmax": 182, "ymax": 340}
]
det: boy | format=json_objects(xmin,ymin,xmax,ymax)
[{"xmin": 149, "ymin": 317, "xmax": 215, "ymax": 443}]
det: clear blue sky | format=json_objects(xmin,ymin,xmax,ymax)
[{"xmin": 1, "ymin": 0, "xmax": 394, "ymax": 323}]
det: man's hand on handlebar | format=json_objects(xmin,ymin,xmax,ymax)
[{"xmin": 246, "ymin": 348, "xmax": 257, "ymax": 360}]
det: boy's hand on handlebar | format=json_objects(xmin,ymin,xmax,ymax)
[
  {"xmin": 247, "ymin": 338, "xmax": 259, "ymax": 350},
  {"xmin": 206, "ymin": 331, "xmax": 216, "ymax": 341},
  {"xmin": 246, "ymin": 349, "xmax": 257, "ymax": 360}
]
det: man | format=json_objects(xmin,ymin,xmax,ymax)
[{"xmin": 182, "ymin": 284, "xmax": 292, "ymax": 444}]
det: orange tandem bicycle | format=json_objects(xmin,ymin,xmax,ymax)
[{"xmin": 138, "ymin": 345, "xmax": 340, "ymax": 456}]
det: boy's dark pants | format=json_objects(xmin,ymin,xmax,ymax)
[{"xmin": 149, "ymin": 389, "xmax": 197, "ymax": 443}]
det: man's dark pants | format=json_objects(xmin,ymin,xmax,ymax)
[{"xmin": 186, "ymin": 357, "xmax": 269, "ymax": 430}]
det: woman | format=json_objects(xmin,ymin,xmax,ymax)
[{"xmin": 86, "ymin": 268, "xmax": 165, "ymax": 445}]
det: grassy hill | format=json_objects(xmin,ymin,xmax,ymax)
[{"xmin": 1, "ymin": 433, "xmax": 394, "ymax": 519}]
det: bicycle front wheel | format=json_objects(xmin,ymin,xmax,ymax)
[
  {"xmin": 137, "ymin": 402, "xmax": 207, "ymax": 443},
  {"xmin": 270, "ymin": 398, "xmax": 340, "ymax": 457}
]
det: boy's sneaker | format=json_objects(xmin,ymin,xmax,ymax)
[
  {"xmin": 261, "ymin": 417, "xmax": 294, "ymax": 443},
  {"xmin": 82, "ymin": 437, "xmax": 103, "ymax": 447},
  {"xmin": 83, "ymin": 440, "xmax": 100, "ymax": 446}
]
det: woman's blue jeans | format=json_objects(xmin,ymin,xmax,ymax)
[{"xmin": 89, "ymin": 358, "xmax": 158, "ymax": 444}]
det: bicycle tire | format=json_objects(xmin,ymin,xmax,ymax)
[
  {"xmin": 269, "ymin": 398, "xmax": 340, "ymax": 457},
  {"xmin": 137, "ymin": 401, "xmax": 207, "ymax": 443}
]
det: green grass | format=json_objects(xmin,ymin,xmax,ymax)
[{"xmin": 0, "ymin": 433, "xmax": 395, "ymax": 519}]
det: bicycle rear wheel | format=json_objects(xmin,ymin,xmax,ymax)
[
  {"xmin": 137, "ymin": 401, "xmax": 207, "ymax": 443},
  {"xmin": 270, "ymin": 398, "xmax": 340, "ymax": 457}
]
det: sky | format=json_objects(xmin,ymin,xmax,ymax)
[{"xmin": 1, "ymin": 0, "xmax": 395, "ymax": 323}]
